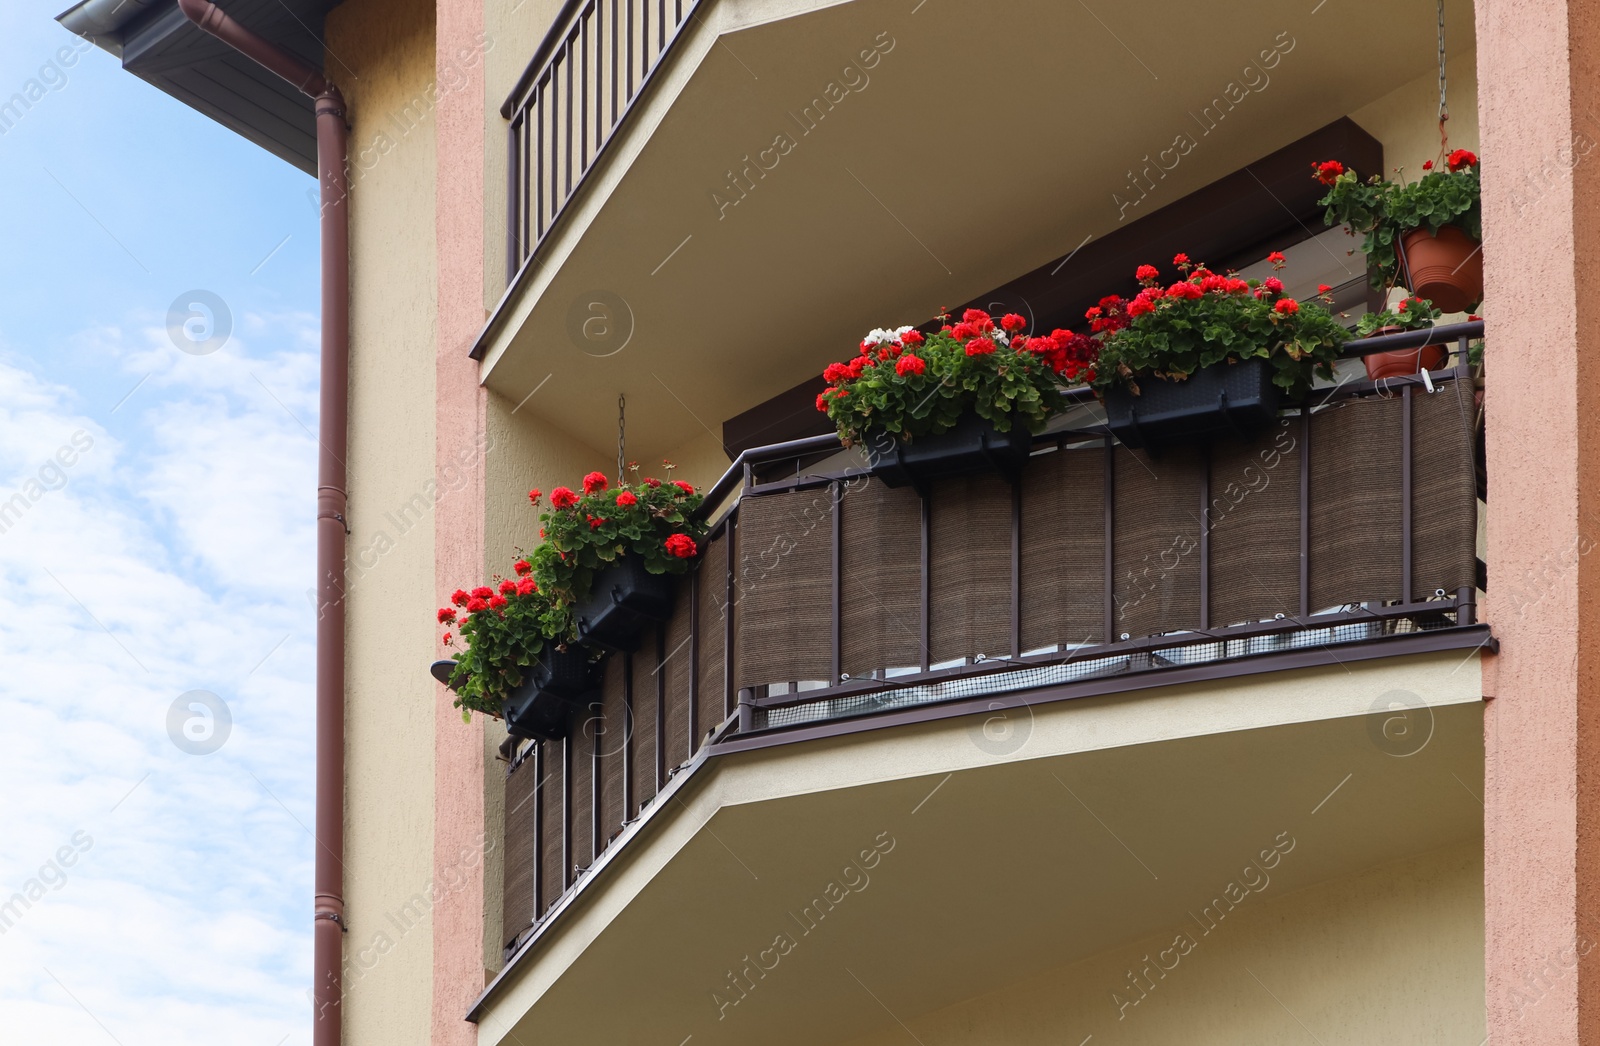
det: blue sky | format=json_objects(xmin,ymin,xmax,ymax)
[{"xmin": 1, "ymin": 4, "xmax": 319, "ymax": 1043}]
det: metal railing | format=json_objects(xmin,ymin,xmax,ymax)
[{"xmin": 503, "ymin": 0, "xmax": 703, "ymax": 280}]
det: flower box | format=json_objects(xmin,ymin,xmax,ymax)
[
  {"xmin": 1102, "ymin": 358, "xmax": 1282, "ymax": 450},
  {"xmin": 865, "ymin": 411, "xmax": 1033, "ymax": 488},
  {"xmin": 502, "ymin": 646, "xmax": 601, "ymax": 741},
  {"xmin": 575, "ymin": 552, "xmax": 678, "ymax": 652}
]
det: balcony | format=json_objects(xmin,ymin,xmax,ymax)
[{"xmin": 481, "ymin": 324, "xmax": 1488, "ymax": 1028}]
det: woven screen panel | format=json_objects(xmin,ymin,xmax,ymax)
[
  {"xmin": 570, "ymin": 704, "xmax": 594, "ymax": 870},
  {"xmin": 631, "ymin": 648, "xmax": 657, "ymax": 816},
  {"xmin": 1310, "ymin": 396, "xmax": 1403, "ymax": 610},
  {"xmin": 1412, "ymin": 388, "xmax": 1479, "ymax": 600},
  {"xmin": 501, "ymin": 754, "xmax": 539, "ymax": 950},
  {"xmin": 1112, "ymin": 446, "xmax": 1203, "ymax": 639},
  {"xmin": 735, "ymin": 491, "xmax": 833, "ymax": 688},
  {"xmin": 841, "ymin": 479, "xmax": 923, "ymax": 678},
  {"xmin": 696, "ymin": 533, "xmax": 729, "ymax": 747},
  {"xmin": 929, "ymin": 473, "xmax": 1014, "ymax": 664},
  {"xmin": 597, "ymin": 656, "xmax": 628, "ymax": 855},
  {"xmin": 1020, "ymin": 445, "xmax": 1105, "ymax": 651},
  {"xmin": 662, "ymin": 582, "xmax": 693, "ymax": 773},
  {"xmin": 1208, "ymin": 423, "xmax": 1302, "ymax": 626},
  {"xmin": 539, "ymin": 740, "xmax": 562, "ymax": 915}
]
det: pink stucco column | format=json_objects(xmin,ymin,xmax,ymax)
[
  {"xmin": 1480, "ymin": 1, "xmax": 1600, "ymax": 1042},
  {"xmin": 433, "ymin": 0, "xmax": 488, "ymax": 1043}
]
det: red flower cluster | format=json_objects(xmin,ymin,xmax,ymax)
[
  {"xmin": 514, "ymin": 559, "xmax": 531, "ymax": 576},
  {"xmin": 895, "ymin": 354, "xmax": 926, "ymax": 376},
  {"xmin": 1267, "ymin": 251, "xmax": 1286, "ymax": 268},
  {"xmin": 1025, "ymin": 329, "xmax": 1098, "ymax": 382},
  {"xmin": 616, "ymin": 491, "xmax": 638, "ymax": 507},
  {"xmin": 1000, "ymin": 313, "xmax": 1027, "ymax": 333},
  {"xmin": 664, "ymin": 533, "xmax": 697, "ymax": 558},
  {"xmin": 964, "ymin": 337, "xmax": 997, "ymax": 356},
  {"xmin": 1135, "ymin": 264, "xmax": 1160, "ymax": 282},
  {"xmin": 582, "ymin": 471, "xmax": 608, "ymax": 494},
  {"xmin": 527, "ymin": 488, "xmax": 542, "ymax": 505},
  {"xmin": 437, "ymin": 607, "xmax": 456, "ymax": 623},
  {"xmin": 1314, "ymin": 159, "xmax": 1344, "ymax": 185},
  {"xmin": 1447, "ymin": 148, "xmax": 1477, "ymax": 172},
  {"xmin": 673, "ymin": 480, "xmax": 695, "ymax": 495},
  {"xmin": 1274, "ymin": 298, "xmax": 1300, "ymax": 315},
  {"xmin": 550, "ymin": 487, "xmax": 578, "ymax": 508}
]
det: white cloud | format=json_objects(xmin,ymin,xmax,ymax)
[{"xmin": 0, "ymin": 308, "xmax": 319, "ymax": 1045}]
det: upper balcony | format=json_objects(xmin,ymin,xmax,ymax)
[
  {"xmin": 471, "ymin": 323, "xmax": 1489, "ymax": 1043},
  {"xmin": 474, "ymin": 0, "xmax": 1476, "ymax": 466}
]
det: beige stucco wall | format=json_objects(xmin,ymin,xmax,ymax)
[
  {"xmin": 1351, "ymin": 47, "xmax": 1480, "ymax": 172},
  {"xmin": 837, "ymin": 842, "xmax": 1484, "ymax": 1046},
  {"xmin": 324, "ymin": 0, "xmax": 442, "ymax": 1040}
]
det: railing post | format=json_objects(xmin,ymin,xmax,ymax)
[
  {"xmin": 724, "ymin": 508, "xmax": 736, "ymax": 719},
  {"xmin": 830, "ymin": 480, "xmax": 842, "ymax": 685},
  {"xmin": 1199, "ymin": 445, "xmax": 1211, "ymax": 631},
  {"xmin": 1299, "ymin": 407, "xmax": 1310, "ymax": 619},
  {"xmin": 919, "ymin": 490, "xmax": 931, "ymax": 673},
  {"xmin": 532, "ymin": 740, "xmax": 543, "ymax": 916},
  {"xmin": 1010, "ymin": 477, "xmax": 1021, "ymax": 658},
  {"xmin": 654, "ymin": 622, "xmax": 666, "ymax": 791},
  {"xmin": 621, "ymin": 650, "xmax": 633, "ymax": 818},
  {"xmin": 1402, "ymin": 384, "xmax": 1414, "ymax": 604},
  {"xmin": 1103, "ymin": 436, "xmax": 1115, "ymax": 641}
]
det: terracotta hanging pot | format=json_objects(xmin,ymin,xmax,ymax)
[
  {"xmin": 1395, "ymin": 224, "xmax": 1482, "ymax": 313},
  {"xmin": 1362, "ymin": 325, "xmax": 1450, "ymax": 382}
]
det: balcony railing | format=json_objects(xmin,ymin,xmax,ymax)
[
  {"xmin": 503, "ymin": 0, "xmax": 703, "ymax": 280},
  {"xmin": 492, "ymin": 322, "xmax": 1489, "ymax": 964}
]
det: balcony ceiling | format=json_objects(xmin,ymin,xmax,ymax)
[
  {"xmin": 477, "ymin": 653, "xmax": 1484, "ymax": 1044},
  {"xmin": 478, "ymin": 0, "xmax": 1475, "ymax": 462}
]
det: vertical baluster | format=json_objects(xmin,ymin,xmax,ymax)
[
  {"xmin": 1198, "ymin": 446, "xmax": 1210, "ymax": 630},
  {"xmin": 688, "ymin": 555, "xmax": 699, "ymax": 752},
  {"xmin": 532, "ymin": 741, "xmax": 543, "ymax": 918},
  {"xmin": 659, "ymin": 0, "xmax": 666, "ymax": 50},
  {"xmin": 1103, "ymin": 437, "xmax": 1115, "ymax": 641},
  {"xmin": 1299, "ymin": 408, "xmax": 1310, "ymax": 619},
  {"xmin": 1010, "ymin": 478, "xmax": 1021, "ymax": 658},
  {"xmin": 641, "ymin": 0, "xmax": 649, "ymax": 85},
  {"xmin": 561, "ymin": 736, "xmax": 572, "ymax": 890},
  {"xmin": 506, "ymin": 114, "xmax": 519, "ymax": 281},
  {"xmin": 622, "ymin": 651, "xmax": 633, "ymax": 818},
  {"xmin": 724, "ymin": 510, "xmax": 736, "ymax": 719},
  {"xmin": 1402, "ymin": 384, "xmax": 1414, "ymax": 603},
  {"xmin": 627, "ymin": 0, "xmax": 635, "ymax": 100},
  {"xmin": 920, "ymin": 492, "xmax": 931, "ymax": 673},
  {"xmin": 535, "ymin": 89, "xmax": 546, "ymax": 241},
  {"xmin": 610, "ymin": 0, "xmax": 619, "ymax": 131},
  {"xmin": 831, "ymin": 481, "xmax": 842, "ymax": 685},
  {"xmin": 590, "ymin": 698, "xmax": 601, "ymax": 861},
  {"xmin": 564, "ymin": 37, "xmax": 574, "ymax": 198},
  {"xmin": 579, "ymin": 13, "xmax": 588, "ymax": 173},
  {"xmin": 654, "ymin": 623, "xmax": 666, "ymax": 790}
]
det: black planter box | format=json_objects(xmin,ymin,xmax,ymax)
[
  {"xmin": 503, "ymin": 645, "xmax": 601, "ymax": 741},
  {"xmin": 865, "ymin": 412, "xmax": 1033, "ymax": 490},
  {"xmin": 575, "ymin": 553, "xmax": 678, "ymax": 652},
  {"xmin": 1102, "ymin": 358, "xmax": 1282, "ymax": 450}
]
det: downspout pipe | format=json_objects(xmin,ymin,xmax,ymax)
[{"xmin": 174, "ymin": 3, "xmax": 349, "ymax": 1045}]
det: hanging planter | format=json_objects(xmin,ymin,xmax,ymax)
[
  {"xmin": 501, "ymin": 645, "xmax": 601, "ymax": 741},
  {"xmin": 1353, "ymin": 298, "xmax": 1452, "ymax": 381},
  {"xmin": 1088, "ymin": 252, "xmax": 1348, "ymax": 450},
  {"xmin": 1314, "ymin": 151, "xmax": 1482, "ymax": 311},
  {"xmin": 1102, "ymin": 358, "xmax": 1282, "ymax": 450},
  {"xmin": 864, "ymin": 410, "xmax": 1033, "ymax": 488},
  {"xmin": 817, "ymin": 313, "xmax": 1092, "ymax": 485},
  {"xmin": 1396, "ymin": 224, "xmax": 1482, "ymax": 314},
  {"xmin": 574, "ymin": 551, "xmax": 679, "ymax": 652}
]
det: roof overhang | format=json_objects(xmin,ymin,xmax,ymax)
[{"xmin": 56, "ymin": 0, "xmax": 340, "ymax": 173}]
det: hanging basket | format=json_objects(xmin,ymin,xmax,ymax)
[
  {"xmin": 1102, "ymin": 358, "xmax": 1282, "ymax": 450},
  {"xmin": 1396, "ymin": 225, "xmax": 1482, "ymax": 313}
]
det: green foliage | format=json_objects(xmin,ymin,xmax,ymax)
[
  {"xmin": 445, "ymin": 584, "xmax": 568, "ymax": 717},
  {"xmin": 1318, "ymin": 156, "xmax": 1481, "ymax": 294},
  {"xmin": 1354, "ymin": 295, "xmax": 1442, "ymax": 337}
]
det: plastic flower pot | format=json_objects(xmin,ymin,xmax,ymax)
[
  {"xmin": 1362, "ymin": 326, "xmax": 1451, "ymax": 382},
  {"xmin": 1102, "ymin": 357, "xmax": 1282, "ymax": 451},
  {"xmin": 575, "ymin": 552, "xmax": 678, "ymax": 653},
  {"xmin": 864, "ymin": 411, "xmax": 1033, "ymax": 490},
  {"xmin": 502, "ymin": 645, "xmax": 601, "ymax": 741},
  {"xmin": 1395, "ymin": 224, "xmax": 1482, "ymax": 313}
]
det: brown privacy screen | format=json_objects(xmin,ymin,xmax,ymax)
[{"xmin": 501, "ymin": 386, "xmax": 1479, "ymax": 956}]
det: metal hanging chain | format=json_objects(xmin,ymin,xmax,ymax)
[
  {"xmin": 616, "ymin": 393, "xmax": 626, "ymax": 483},
  {"xmin": 1436, "ymin": 0, "xmax": 1450, "ymax": 153}
]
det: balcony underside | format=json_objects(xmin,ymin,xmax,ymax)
[
  {"xmin": 476, "ymin": 652, "xmax": 1484, "ymax": 1045},
  {"xmin": 476, "ymin": 0, "xmax": 1475, "ymax": 461}
]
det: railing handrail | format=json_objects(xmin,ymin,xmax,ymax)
[
  {"xmin": 694, "ymin": 320, "xmax": 1485, "ymax": 517},
  {"xmin": 500, "ymin": 0, "xmax": 587, "ymax": 119}
]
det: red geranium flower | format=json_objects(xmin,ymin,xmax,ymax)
[
  {"xmin": 550, "ymin": 487, "xmax": 578, "ymax": 508},
  {"xmin": 1000, "ymin": 313, "xmax": 1027, "ymax": 333},
  {"xmin": 582, "ymin": 471, "xmax": 608, "ymax": 494},
  {"xmin": 442, "ymin": 632, "xmax": 452, "ymax": 644},
  {"xmin": 1274, "ymin": 298, "xmax": 1300, "ymax": 314},
  {"xmin": 488, "ymin": 594, "xmax": 508, "ymax": 609},
  {"xmin": 823, "ymin": 362, "xmax": 851, "ymax": 383},
  {"xmin": 498, "ymin": 579, "xmax": 517, "ymax": 596},
  {"xmin": 616, "ymin": 491, "xmax": 638, "ymax": 507},
  {"xmin": 1135, "ymin": 264, "xmax": 1160, "ymax": 282},
  {"xmin": 465, "ymin": 597, "xmax": 489, "ymax": 613},
  {"xmin": 950, "ymin": 321, "xmax": 979, "ymax": 341},
  {"xmin": 643, "ymin": 477, "xmax": 661, "ymax": 488},
  {"xmin": 513, "ymin": 559, "xmax": 531, "ymax": 576},
  {"xmin": 471, "ymin": 586, "xmax": 494, "ymax": 600},
  {"xmin": 437, "ymin": 607, "xmax": 456, "ymax": 623},
  {"xmin": 1422, "ymin": 160, "xmax": 1434, "ymax": 171},
  {"xmin": 527, "ymin": 488, "xmax": 542, "ymax": 505},
  {"xmin": 587, "ymin": 515, "xmax": 604, "ymax": 529},
  {"xmin": 961, "ymin": 308, "xmax": 993, "ymax": 328},
  {"xmin": 816, "ymin": 391, "xmax": 831, "ymax": 412},
  {"xmin": 965, "ymin": 337, "xmax": 997, "ymax": 356},
  {"xmin": 665, "ymin": 533, "xmax": 697, "ymax": 558},
  {"xmin": 1267, "ymin": 251, "xmax": 1286, "ymax": 267},
  {"xmin": 1173, "ymin": 252, "xmax": 1191, "ymax": 267},
  {"xmin": 1127, "ymin": 298, "xmax": 1155, "ymax": 318},
  {"xmin": 1263, "ymin": 277, "xmax": 1284, "ymax": 294},
  {"xmin": 895, "ymin": 354, "xmax": 926, "ymax": 376},
  {"xmin": 516, "ymin": 577, "xmax": 537, "ymax": 596},
  {"xmin": 901, "ymin": 329, "xmax": 925, "ymax": 347},
  {"xmin": 673, "ymin": 480, "xmax": 695, "ymax": 495},
  {"xmin": 450, "ymin": 588, "xmax": 469, "ymax": 607},
  {"xmin": 1447, "ymin": 149, "xmax": 1478, "ymax": 172},
  {"xmin": 1314, "ymin": 160, "xmax": 1344, "ymax": 185}
]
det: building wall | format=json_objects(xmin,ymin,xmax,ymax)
[
  {"xmin": 322, "ymin": 0, "xmax": 442, "ymax": 1042},
  {"xmin": 835, "ymin": 842, "xmax": 1485, "ymax": 1046}
]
